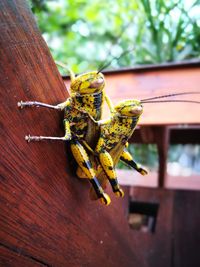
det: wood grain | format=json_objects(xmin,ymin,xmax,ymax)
[
  {"xmin": 0, "ymin": 1, "xmax": 146, "ymax": 267},
  {"xmin": 0, "ymin": 245, "xmax": 46, "ymax": 267},
  {"xmin": 130, "ymin": 188, "xmax": 200, "ymax": 267}
]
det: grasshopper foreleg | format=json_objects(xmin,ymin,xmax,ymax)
[
  {"xmin": 25, "ymin": 120, "xmax": 72, "ymax": 142},
  {"xmin": 17, "ymin": 101, "xmax": 62, "ymax": 110},
  {"xmin": 25, "ymin": 135, "xmax": 69, "ymax": 142}
]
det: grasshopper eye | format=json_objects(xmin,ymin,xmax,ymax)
[
  {"xmin": 97, "ymin": 77, "xmax": 104, "ymax": 83},
  {"xmin": 90, "ymin": 77, "xmax": 104, "ymax": 89}
]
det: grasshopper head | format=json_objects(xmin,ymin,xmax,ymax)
[
  {"xmin": 70, "ymin": 71, "xmax": 105, "ymax": 94},
  {"xmin": 114, "ymin": 99, "xmax": 143, "ymax": 117}
]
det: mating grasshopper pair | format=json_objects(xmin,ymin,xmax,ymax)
[
  {"xmin": 18, "ymin": 68, "xmax": 148, "ymax": 206},
  {"xmin": 18, "ymin": 64, "xmax": 200, "ymax": 206}
]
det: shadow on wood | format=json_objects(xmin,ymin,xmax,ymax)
[{"xmin": 0, "ymin": 1, "xmax": 146, "ymax": 267}]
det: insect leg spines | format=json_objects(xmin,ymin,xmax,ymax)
[
  {"xmin": 97, "ymin": 148, "xmax": 124, "ymax": 198},
  {"xmin": 70, "ymin": 139, "xmax": 111, "ymax": 205},
  {"xmin": 120, "ymin": 149, "xmax": 148, "ymax": 175}
]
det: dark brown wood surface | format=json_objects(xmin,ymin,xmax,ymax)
[
  {"xmin": 0, "ymin": 245, "xmax": 45, "ymax": 267},
  {"xmin": 129, "ymin": 126, "xmax": 200, "ymax": 144},
  {"xmin": 130, "ymin": 188, "xmax": 200, "ymax": 267},
  {"xmin": 173, "ymin": 191, "xmax": 200, "ymax": 267},
  {"xmin": 130, "ymin": 188, "xmax": 174, "ymax": 267},
  {"xmin": 0, "ymin": 1, "xmax": 145, "ymax": 267}
]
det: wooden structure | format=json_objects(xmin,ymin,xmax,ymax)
[
  {"xmin": 0, "ymin": 1, "xmax": 200, "ymax": 267},
  {"xmin": 128, "ymin": 187, "xmax": 200, "ymax": 267}
]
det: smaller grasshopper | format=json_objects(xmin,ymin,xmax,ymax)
[
  {"xmin": 89, "ymin": 92, "xmax": 200, "ymax": 200},
  {"xmin": 89, "ymin": 99, "xmax": 146, "ymax": 199}
]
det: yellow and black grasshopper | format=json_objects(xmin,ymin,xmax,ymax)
[
  {"xmin": 18, "ymin": 66, "xmax": 116, "ymax": 205},
  {"xmin": 18, "ymin": 64, "xmax": 200, "ymax": 206},
  {"xmin": 89, "ymin": 92, "xmax": 200, "ymax": 200}
]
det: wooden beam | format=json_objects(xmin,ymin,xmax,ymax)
[
  {"xmin": 117, "ymin": 169, "xmax": 158, "ymax": 188},
  {"xmin": 154, "ymin": 127, "xmax": 169, "ymax": 187},
  {"xmin": 129, "ymin": 126, "xmax": 200, "ymax": 144},
  {"xmin": 118, "ymin": 169, "xmax": 200, "ymax": 191},
  {"xmin": 165, "ymin": 175, "xmax": 200, "ymax": 191},
  {"xmin": 169, "ymin": 126, "xmax": 200, "ymax": 144},
  {"xmin": 63, "ymin": 66, "xmax": 200, "ymax": 124}
]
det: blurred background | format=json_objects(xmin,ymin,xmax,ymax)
[{"xmin": 30, "ymin": 0, "xmax": 200, "ymax": 73}]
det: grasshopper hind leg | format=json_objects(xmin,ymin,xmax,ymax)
[
  {"xmin": 98, "ymin": 150, "xmax": 124, "ymax": 198},
  {"xmin": 70, "ymin": 139, "xmax": 111, "ymax": 206},
  {"xmin": 120, "ymin": 149, "xmax": 148, "ymax": 175}
]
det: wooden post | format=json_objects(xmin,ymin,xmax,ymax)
[
  {"xmin": 0, "ymin": 1, "xmax": 145, "ymax": 266},
  {"xmin": 155, "ymin": 126, "xmax": 170, "ymax": 188}
]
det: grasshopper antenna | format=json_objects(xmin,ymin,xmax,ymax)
[
  {"xmin": 141, "ymin": 100, "xmax": 200, "ymax": 104},
  {"xmin": 97, "ymin": 47, "xmax": 134, "ymax": 74},
  {"xmin": 97, "ymin": 22, "xmax": 133, "ymax": 73},
  {"xmin": 55, "ymin": 60, "xmax": 75, "ymax": 81},
  {"xmin": 141, "ymin": 92, "xmax": 200, "ymax": 103},
  {"xmin": 141, "ymin": 92, "xmax": 200, "ymax": 102}
]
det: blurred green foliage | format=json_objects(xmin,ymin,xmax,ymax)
[
  {"xmin": 117, "ymin": 144, "xmax": 158, "ymax": 171},
  {"xmin": 30, "ymin": 0, "xmax": 200, "ymax": 74}
]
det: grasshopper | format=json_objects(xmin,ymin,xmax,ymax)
[
  {"xmin": 89, "ymin": 92, "xmax": 200, "ymax": 200},
  {"xmin": 89, "ymin": 99, "xmax": 146, "ymax": 199},
  {"xmin": 18, "ymin": 66, "xmax": 115, "ymax": 206}
]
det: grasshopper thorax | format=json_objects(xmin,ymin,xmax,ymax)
[
  {"xmin": 70, "ymin": 71, "xmax": 105, "ymax": 95},
  {"xmin": 114, "ymin": 99, "xmax": 143, "ymax": 117}
]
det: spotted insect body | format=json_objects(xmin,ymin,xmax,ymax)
[{"xmin": 89, "ymin": 100, "xmax": 148, "ymax": 199}]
